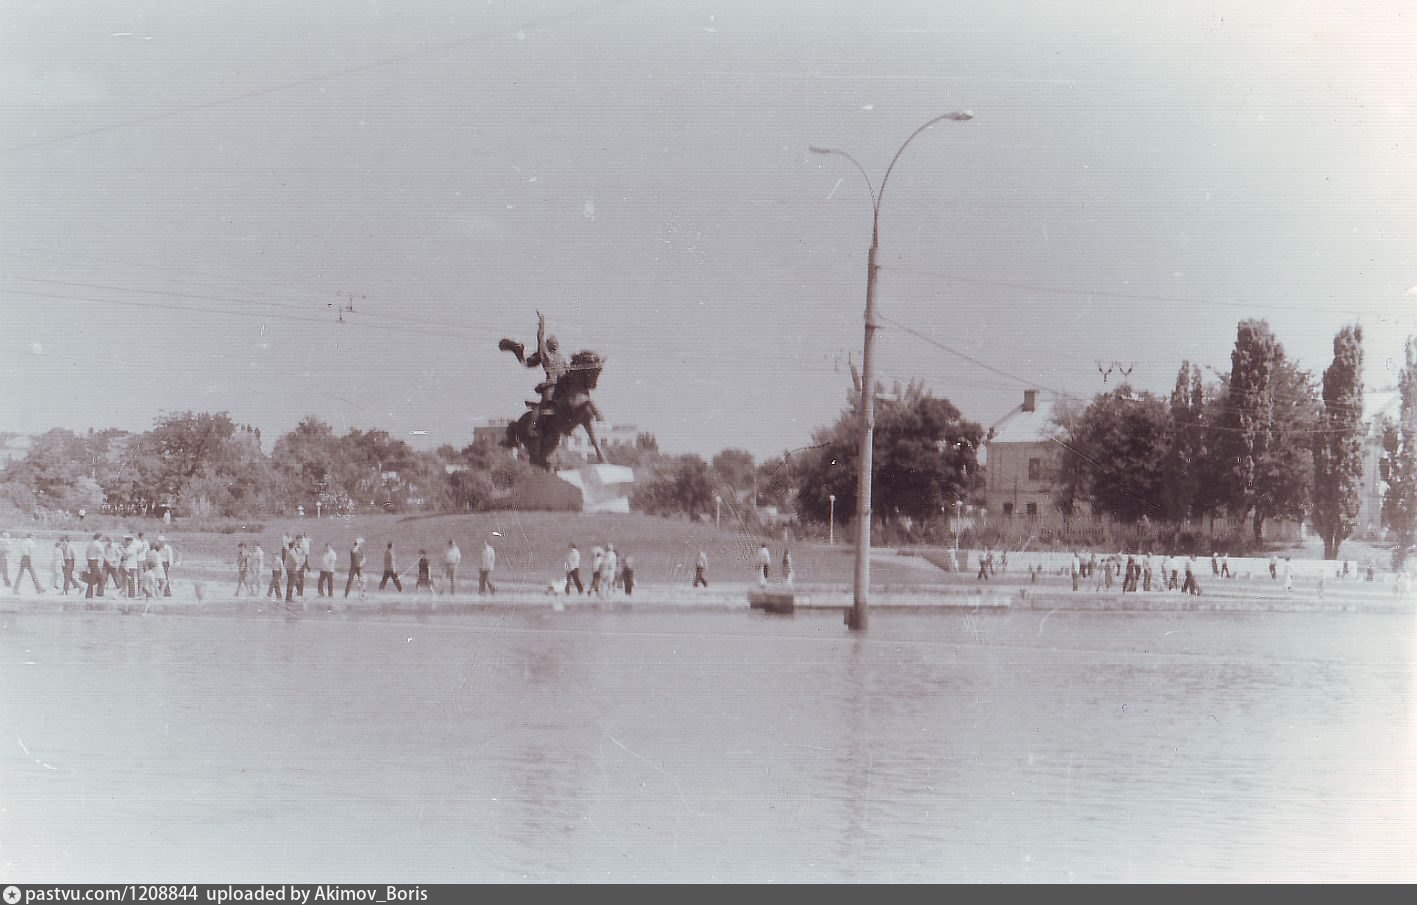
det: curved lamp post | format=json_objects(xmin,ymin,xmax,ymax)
[{"xmin": 810, "ymin": 110, "xmax": 974, "ymax": 631}]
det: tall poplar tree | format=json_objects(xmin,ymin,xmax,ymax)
[
  {"xmin": 1380, "ymin": 337, "xmax": 1417, "ymax": 567},
  {"xmin": 1311, "ymin": 324, "xmax": 1364, "ymax": 559}
]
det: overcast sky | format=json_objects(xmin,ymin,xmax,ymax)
[{"xmin": 3, "ymin": 0, "xmax": 1414, "ymax": 460}]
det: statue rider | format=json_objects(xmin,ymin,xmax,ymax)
[{"xmin": 500, "ymin": 311, "xmax": 566, "ymax": 439}]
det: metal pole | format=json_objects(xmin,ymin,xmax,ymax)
[
  {"xmin": 848, "ymin": 240, "xmax": 879, "ymax": 631},
  {"xmin": 810, "ymin": 110, "xmax": 973, "ymax": 634},
  {"xmin": 829, "ymin": 495, "xmax": 836, "ymax": 545}
]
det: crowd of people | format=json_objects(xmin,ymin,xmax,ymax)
[
  {"xmin": 232, "ymin": 534, "xmax": 507, "ymax": 602},
  {"xmin": 559, "ymin": 542, "xmax": 637, "ymax": 596},
  {"xmin": 0, "ymin": 529, "xmax": 178, "ymax": 599}
]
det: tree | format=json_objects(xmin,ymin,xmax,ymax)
[
  {"xmin": 1381, "ymin": 337, "xmax": 1417, "ymax": 567},
  {"xmin": 1047, "ymin": 396, "xmax": 1088, "ymax": 518},
  {"xmin": 1311, "ymin": 324, "xmax": 1365, "ymax": 559},
  {"xmin": 711, "ymin": 448, "xmax": 756, "ymax": 496},
  {"xmin": 672, "ymin": 455, "xmax": 716, "ymax": 519},
  {"xmin": 1162, "ymin": 362, "xmax": 1208, "ymax": 521},
  {"xmin": 1215, "ymin": 320, "xmax": 1318, "ymax": 540},
  {"xmin": 795, "ymin": 379, "xmax": 982, "ymax": 527},
  {"xmin": 1066, "ymin": 386, "xmax": 1171, "ymax": 522}
]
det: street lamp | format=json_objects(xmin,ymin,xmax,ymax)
[
  {"xmin": 829, "ymin": 494, "xmax": 836, "ymax": 545},
  {"xmin": 810, "ymin": 110, "xmax": 974, "ymax": 631}
]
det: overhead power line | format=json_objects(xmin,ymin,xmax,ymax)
[
  {"xmin": 0, "ymin": 0, "xmax": 634, "ymax": 155},
  {"xmin": 884, "ymin": 264, "xmax": 1392, "ymax": 317}
]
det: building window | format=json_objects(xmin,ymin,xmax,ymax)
[
  {"xmin": 1002, "ymin": 503, "xmax": 1014, "ymax": 517},
  {"xmin": 1026, "ymin": 502, "xmax": 1038, "ymax": 517},
  {"xmin": 1028, "ymin": 457, "xmax": 1042, "ymax": 481}
]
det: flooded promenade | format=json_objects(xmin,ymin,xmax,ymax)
[{"xmin": 3, "ymin": 605, "xmax": 1414, "ymax": 882}]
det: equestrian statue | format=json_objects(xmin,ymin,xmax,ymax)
[{"xmin": 497, "ymin": 311, "xmax": 606, "ymax": 470}]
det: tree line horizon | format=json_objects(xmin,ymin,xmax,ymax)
[{"xmin": 4, "ymin": 320, "xmax": 1416, "ymax": 564}]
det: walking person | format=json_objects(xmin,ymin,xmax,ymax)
[
  {"xmin": 757, "ymin": 542, "xmax": 771, "ymax": 587},
  {"xmin": 564, "ymin": 543, "xmax": 584, "ymax": 594},
  {"xmin": 103, "ymin": 536, "xmax": 122, "ymax": 598},
  {"xmin": 601, "ymin": 544, "xmax": 617, "ymax": 598},
  {"xmin": 1142, "ymin": 553, "xmax": 1153, "ymax": 592},
  {"xmin": 62, "ymin": 535, "xmax": 80, "ymax": 594},
  {"xmin": 299, "ymin": 533, "xmax": 312, "ymax": 597},
  {"xmin": 621, "ymin": 552, "xmax": 635, "ymax": 596},
  {"xmin": 977, "ymin": 548, "xmax": 990, "ymax": 582},
  {"xmin": 283, "ymin": 542, "xmax": 302, "ymax": 602},
  {"xmin": 318, "ymin": 543, "xmax": 337, "ymax": 597},
  {"xmin": 85, "ymin": 532, "xmax": 105, "ymax": 600},
  {"xmin": 479, "ymin": 540, "xmax": 496, "ymax": 595},
  {"xmin": 344, "ymin": 538, "xmax": 366, "ymax": 599},
  {"xmin": 443, "ymin": 540, "xmax": 462, "ymax": 595},
  {"xmin": 144, "ymin": 544, "xmax": 164, "ymax": 598},
  {"xmin": 379, "ymin": 542, "xmax": 403, "ymax": 592},
  {"xmin": 589, "ymin": 545, "xmax": 604, "ymax": 595},
  {"xmin": 50, "ymin": 538, "xmax": 65, "ymax": 592},
  {"xmin": 693, "ymin": 550, "xmax": 709, "ymax": 588},
  {"xmin": 782, "ymin": 548, "xmax": 794, "ymax": 587},
  {"xmin": 1181, "ymin": 555, "xmax": 1201, "ymax": 596},
  {"xmin": 1070, "ymin": 550, "xmax": 1081, "ymax": 592},
  {"xmin": 122, "ymin": 534, "xmax": 141, "ymax": 598},
  {"xmin": 234, "ymin": 542, "xmax": 253, "ymax": 597},
  {"xmin": 0, "ymin": 530, "xmax": 11, "ymax": 588},
  {"xmin": 157, "ymin": 535, "xmax": 177, "ymax": 596},
  {"xmin": 250, "ymin": 543, "xmax": 266, "ymax": 597},
  {"xmin": 1221, "ymin": 553, "xmax": 1232, "ymax": 578},
  {"xmin": 414, "ymin": 550, "xmax": 434, "ymax": 595},
  {"xmin": 267, "ymin": 550, "xmax": 285, "ymax": 600},
  {"xmin": 13, "ymin": 532, "xmax": 44, "ymax": 595}
]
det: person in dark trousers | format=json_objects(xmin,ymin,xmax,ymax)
[
  {"xmin": 479, "ymin": 541, "xmax": 496, "ymax": 595},
  {"xmin": 621, "ymin": 553, "xmax": 635, "ymax": 596},
  {"xmin": 61, "ymin": 536, "xmax": 80, "ymax": 594},
  {"xmin": 283, "ymin": 542, "xmax": 302, "ymax": 602},
  {"xmin": 84, "ymin": 533, "xmax": 105, "ymax": 599},
  {"xmin": 414, "ymin": 550, "xmax": 434, "ymax": 594},
  {"xmin": 1181, "ymin": 556, "xmax": 1201, "ymax": 596},
  {"xmin": 693, "ymin": 550, "xmax": 709, "ymax": 588},
  {"xmin": 344, "ymin": 538, "xmax": 366, "ymax": 598},
  {"xmin": 379, "ymin": 542, "xmax": 403, "ymax": 592},
  {"xmin": 564, "ymin": 544, "xmax": 584, "ymax": 594}
]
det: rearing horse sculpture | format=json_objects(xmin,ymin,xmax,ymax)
[{"xmin": 500, "ymin": 350, "xmax": 607, "ymax": 470}]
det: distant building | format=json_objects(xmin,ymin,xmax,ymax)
[{"xmin": 981, "ymin": 389, "xmax": 1058, "ymax": 519}]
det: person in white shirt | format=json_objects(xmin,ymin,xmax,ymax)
[
  {"xmin": 564, "ymin": 543, "xmax": 583, "ymax": 594},
  {"xmin": 158, "ymin": 536, "xmax": 177, "ymax": 597},
  {"xmin": 757, "ymin": 543, "xmax": 771, "ymax": 587},
  {"xmin": 85, "ymin": 533, "xmax": 106, "ymax": 599},
  {"xmin": 49, "ymin": 539, "xmax": 65, "ymax": 592},
  {"xmin": 443, "ymin": 540, "xmax": 462, "ymax": 595},
  {"xmin": 586, "ymin": 545, "xmax": 602, "ymax": 594},
  {"xmin": 479, "ymin": 541, "xmax": 496, "ymax": 595},
  {"xmin": 122, "ymin": 535, "xmax": 142, "ymax": 597},
  {"xmin": 319, "ymin": 543, "xmax": 338, "ymax": 597},
  {"xmin": 693, "ymin": 550, "xmax": 709, "ymax": 588},
  {"xmin": 600, "ymin": 544, "xmax": 618, "ymax": 597}
]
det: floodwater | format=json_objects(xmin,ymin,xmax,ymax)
[{"xmin": 2, "ymin": 606, "xmax": 1414, "ymax": 882}]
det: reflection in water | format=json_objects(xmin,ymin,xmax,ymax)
[{"xmin": 1, "ymin": 608, "xmax": 1413, "ymax": 881}]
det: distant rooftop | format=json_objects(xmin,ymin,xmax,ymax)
[{"xmin": 986, "ymin": 389, "xmax": 1057, "ymax": 445}]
